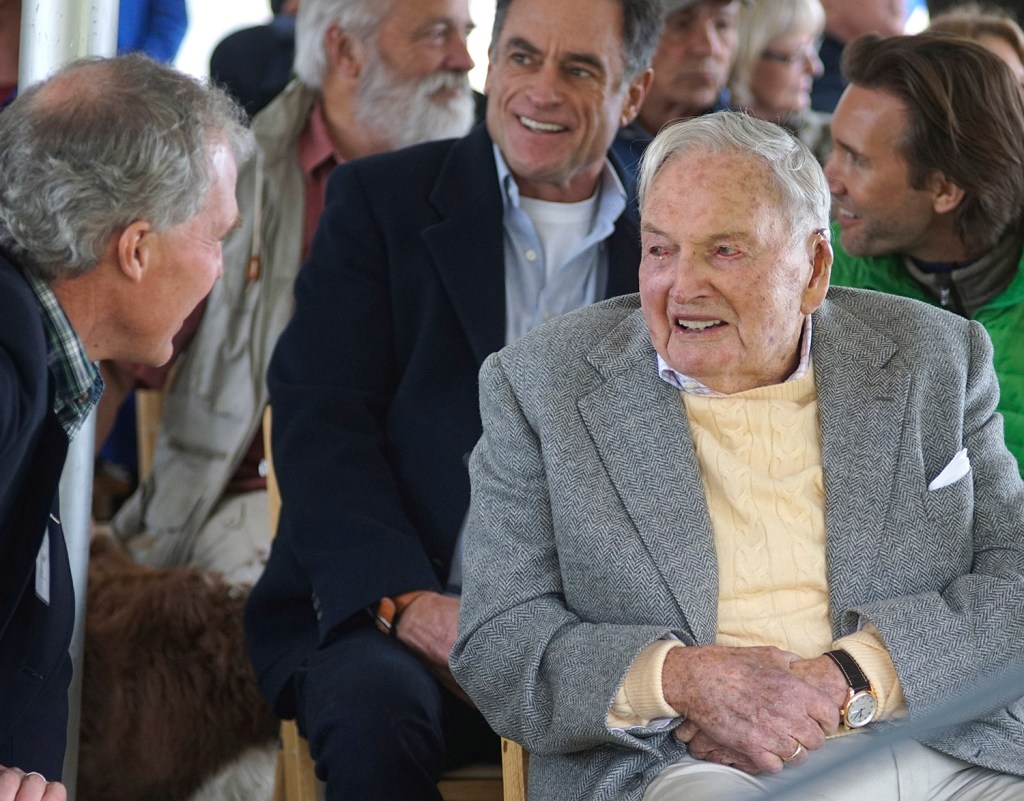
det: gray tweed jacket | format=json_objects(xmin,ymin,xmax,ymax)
[{"xmin": 451, "ymin": 287, "xmax": 1024, "ymax": 801}]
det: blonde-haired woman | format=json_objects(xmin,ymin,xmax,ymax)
[{"xmin": 729, "ymin": 0, "xmax": 832, "ymax": 162}]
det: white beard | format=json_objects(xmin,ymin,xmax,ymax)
[{"xmin": 355, "ymin": 53, "xmax": 475, "ymax": 150}]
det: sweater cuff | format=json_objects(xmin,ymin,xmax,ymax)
[
  {"xmin": 607, "ymin": 640, "xmax": 685, "ymax": 728},
  {"xmin": 834, "ymin": 624, "xmax": 907, "ymax": 720}
]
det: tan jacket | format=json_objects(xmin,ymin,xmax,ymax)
[{"xmin": 113, "ymin": 80, "xmax": 317, "ymax": 566}]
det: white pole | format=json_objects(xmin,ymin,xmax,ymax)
[
  {"xmin": 56, "ymin": 415, "xmax": 95, "ymax": 799},
  {"xmin": 19, "ymin": 1, "xmax": 118, "ymax": 85},
  {"xmin": 18, "ymin": 3, "xmax": 118, "ymax": 798}
]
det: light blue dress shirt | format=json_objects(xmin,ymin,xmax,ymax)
[
  {"xmin": 493, "ymin": 144, "xmax": 627, "ymax": 345},
  {"xmin": 447, "ymin": 147, "xmax": 629, "ymax": 592}
]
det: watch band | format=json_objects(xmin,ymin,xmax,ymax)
[
  {"xmin": 825, "ymin": 649, "xmax": 871, "ymax": 693},
  {"xmin": 373, "ymin": 591, "xmax": 427, "ymax": 635}
]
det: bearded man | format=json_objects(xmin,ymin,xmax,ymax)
[{"xmin": 111, "ymin": 0, "xmax": 477, "ymax": 582}]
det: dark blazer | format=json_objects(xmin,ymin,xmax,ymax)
[
  {"xmin": 0, "ymin": 253, "xmax": 75, "ymax": 777},
  {"xmin": 245, "ymin": 125, "xmax": 642, "ymax": 716},
  {"xmin": 209, "ymin": 14, "xmax": 296, "ymax": 119}
]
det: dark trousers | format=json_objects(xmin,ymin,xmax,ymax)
[{"xmin": 294, "ymin": 624, "xmax": 498, "ymax": 801}]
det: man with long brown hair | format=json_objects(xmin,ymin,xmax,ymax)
[{"xmin": 825, "ymin": 31, "xmax": 1024, "ymax": 469}]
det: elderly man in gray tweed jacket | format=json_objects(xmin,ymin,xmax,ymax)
[{"xmin": 451, "ymin": 112, "xmax": 1024, "ymax": 801}]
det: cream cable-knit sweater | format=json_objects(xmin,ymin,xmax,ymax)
[{"xmin": 609, "ymin": 367, "xmax": 906, "ymax": 728}]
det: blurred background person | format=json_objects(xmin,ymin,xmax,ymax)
[
  {"xmin": 730, "ymin": 0, "xmax": 832, "ymax": 162},
  {"xmin": 210, "ymin": 0, "xmax": 301, "ymax": 118},
  {"xmin": 117, "ymin": 0, "xmax": 189, "ymax": 62},
  {"xmin": 615, "ymin": 0, "xmax": 741, "ymax": 172},
  {"xmin": 0, "ymin": 0, "xmax": 17, "ymax": 109},
  {"xmin": 928, "ymin": 2, "xmax": 1024, "ymax": 87},
  {"xmin": 113, "ymin": 0, "xmax": 477, "ymax": 587},
  {"xmin": 928, "ymin": 0, "xmax": 1018, "ymax": 18},
  {"xmin": 812, "ymin": 0, "xmax": 905, "ymax": 111}
]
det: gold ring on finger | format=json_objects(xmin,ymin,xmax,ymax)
[{"xmin": 781, "ymin": 743, "xmax": 804, "ymax": 763}]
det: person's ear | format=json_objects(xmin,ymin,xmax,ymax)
[
  {"xmin": 928, "ymin": 172, "xmax": 966, "ymax": 215},
  {"xmin": 325, "ymin": 22, "xmax": 364, "ymax": 79},
  {"xmin": 619, "ymin": 68, "xmax": 653, "ymax": 127},
  {"xmin": 116, "ymin": 220, "xmax": 153, "ymax": 283},
  {"xmin": 800, "ymin": 230, "xmax": 833, "ymax": 315}
]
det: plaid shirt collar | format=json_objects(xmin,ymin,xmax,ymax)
[
  {"xmin": 657, "ymin": 314, "xmax": 814, "ymax": 396},
  {"xmin": 27, "ymin": 273, "xmax": 103, "ymax": 439}
]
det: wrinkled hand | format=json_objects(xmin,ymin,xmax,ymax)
[
  {"xmin": 674, "ymin": 653, "xmax": 848, "ymax": 773},
  {"xmin": 395, "ymin": 592, "xmax": 474, "ymax": 706},
  {"xmin": 675, "ymin": 726, "xmax": 785, "ymax": 774},
  {"xmin": 663, "ymin": 645, "xmax": 840, "ymax": 774},
  {"xmin": 789, "ymin": 654, "xmax": 850, "ymax": 708},
  {"xmin": 0, "ymin": 766, "xmax": 66, "ymax": 801}
]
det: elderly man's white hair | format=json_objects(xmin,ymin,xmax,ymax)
[
  {"xmin": 293, "ymin": 0, "xmax": 396, "ymax": 90},
  {"xmin": 638, "ymin": 110, "xmax": 832, "ymax": 238}
]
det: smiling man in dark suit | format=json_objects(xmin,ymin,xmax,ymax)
[
  {"xmin": 0, "ymin": 56, "xmax": 250, "ymax": 800},
  {"xmin": 244, "ymin": 0, "xmax": 662, "ymax": 797}
]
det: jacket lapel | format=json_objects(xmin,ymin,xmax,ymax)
[
  {"xmin": 578, "ymin": 311, "xmax": 719, "ymax": 645},
  {"xmin": 422, "ymin": 126, "xmax": 507, "ymax": 366},
  {"xmin": 422, "ymin": 129, "xmax": 642, "ymax": 366},
  {"xmin": 575, "ymin": 293, "xmax": 912, "ymax": 644},
  {"xmin": 604, "ymin": 150, "xmax": 641, "ymax": 299},
  {"xmin": 812, "ymin": 294, "xmax": 910, "ymax": 626},
  {"xmin": 604, "ymin": 211, "xmax": 641, "ymax": 299}
]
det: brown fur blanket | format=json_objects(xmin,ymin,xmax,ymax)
[{"xmin": 78, "ymin": 535, "xmax": 278, "ymax": 801}]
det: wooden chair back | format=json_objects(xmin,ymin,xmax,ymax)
[
  {"xmin": 501, "ymin": 738, "xmax": 528, "ymax": 801},
  {"xmin": 134, "ymin": 388, "xmax": 165, "ymax": 481}
]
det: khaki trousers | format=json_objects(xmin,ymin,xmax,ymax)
[
  {"xmin": 190, "ymin": 490, "xmax": 270, "ymax": 586},
  {"xmin": 643, "ymin": 734, "xmax": 1024, "ymax": 801}
]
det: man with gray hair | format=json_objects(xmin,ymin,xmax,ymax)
[
  {"xmin": 111, "ymin": 0, "xmax": 476, "ymax": 585},
  {"xmin": 452, "ymin": 111, "xmax": 1024, "ymax": 800},
  {"xmin": 245, "ymin": 0, "xmax": 660, "ymax": 796},
  {"xmin": 615, "ymin": 0, "xmax": 742, "ymax": 171},
  {"xmin": 0, "ymin": 55, "xmax": 250, "ymax": 799}
]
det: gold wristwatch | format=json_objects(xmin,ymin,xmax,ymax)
[{"xmin": 825, "ymin": 649, "xmax": 878, "ymax": 728}]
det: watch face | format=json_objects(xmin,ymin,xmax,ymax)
[{"xmin": 845, "ymin": 691, "xmax": 878, "ymax": 728}]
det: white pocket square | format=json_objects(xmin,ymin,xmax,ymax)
[{"xmin": 928, "ymin": 447, "xmax": 971, "ymax": 491}]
